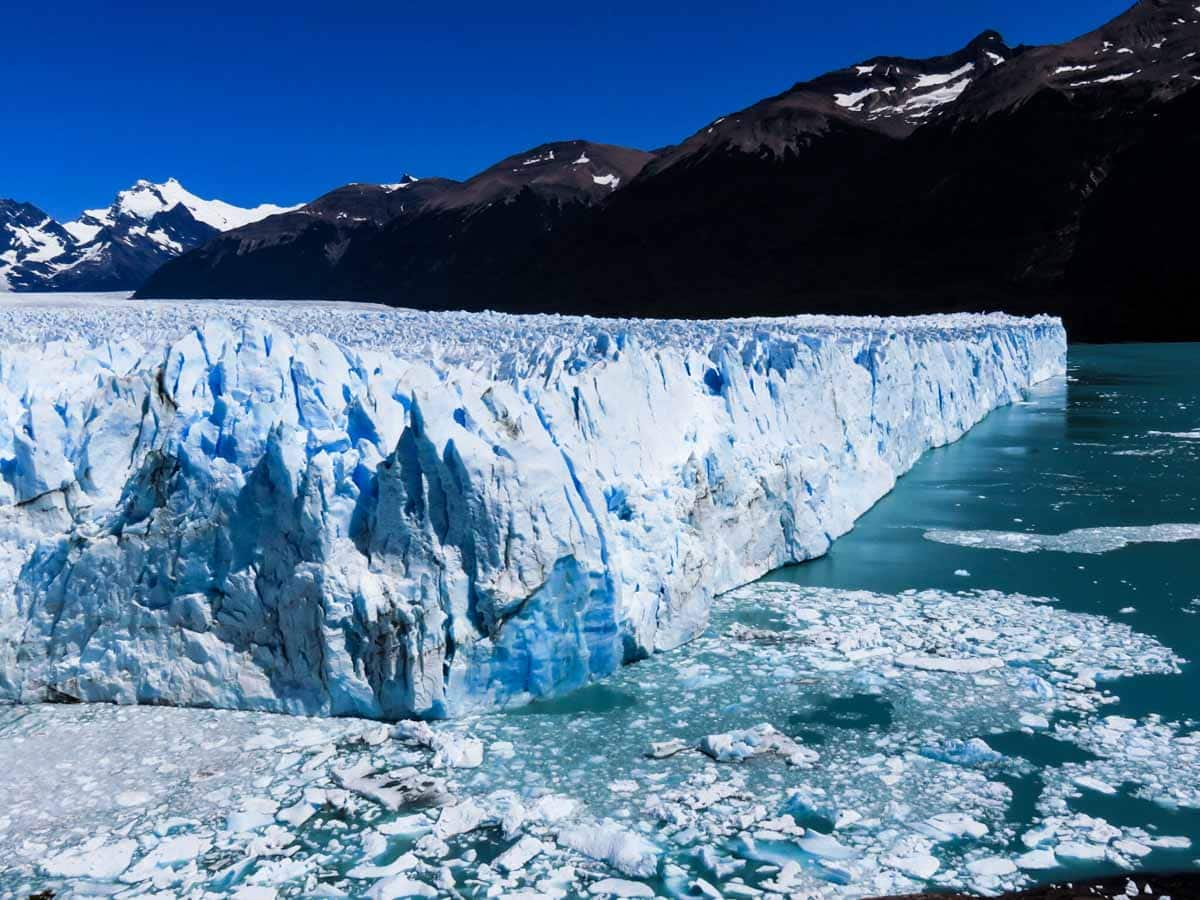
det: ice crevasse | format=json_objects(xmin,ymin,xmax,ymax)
[{"xmin": 0, "ymin": 303, "xmax": 1066, "ymax": 719}]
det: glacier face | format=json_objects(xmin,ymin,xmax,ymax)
[{"xmin": 0, "ymin": 297, "xmax": 1066, "ymax": 719}]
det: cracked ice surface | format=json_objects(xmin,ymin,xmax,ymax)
[
  {"xmin": 0, "ymin": 297, "xmax": 1065, "ymax": 718},
  {"xmin": 0, "ymin": 583, "xmax": 1182, "ymax": 898}
]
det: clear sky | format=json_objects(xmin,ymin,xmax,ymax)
[{"xmin": 3, "ymin": 0, "xmax": 1133, "ymax": 221}]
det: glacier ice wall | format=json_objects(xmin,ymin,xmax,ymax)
[{"xmin": 0, "ymin": 300, "xmax": 1066, "ymax": 718}]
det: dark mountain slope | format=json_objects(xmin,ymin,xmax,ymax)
[
  {"xmin": 137, "ymin": 177, "xmax": 459, "ymax": 299},
  {"xmin": 1065, "ymin": 80, "xmax": 1200, "ymax": 334},
  {"xmin": 137, "ymin": 1, "xmax": 1200, "ymax": 341},
  {"xmin": 139, "ymin": 141, "xmax": 653, "ymax": 303},
  {"xmin": 505, "ymin": 2, "xmax": 1200, "ymax": 339}
]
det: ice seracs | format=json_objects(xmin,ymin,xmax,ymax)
[{"xmin": 0, "ymin": 299, "xmax": 1064, "ymax": 719}]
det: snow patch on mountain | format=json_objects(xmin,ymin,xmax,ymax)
[
  {"xmin": 914, "ymin": 62, "xmax": 975, "ymax": 88},
  {"xmin": 0, "ymin": 298, "xmax": 1065, "ymax": 719}
]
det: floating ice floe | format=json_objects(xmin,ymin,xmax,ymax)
[
  {"xmin": 0, "ymin": 582, "xmax": 1184, "ymax": 898},
  {"xmin": 925, "ymin": 523, "xmax": 1200, "ymax": 554},
  {"xmin": 700, "ymin": 723, "xmax": 819, "ymax": 766}
]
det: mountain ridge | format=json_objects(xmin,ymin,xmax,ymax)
[
  {"xmin": 73, "ymin": 2, "xmax": 1200, "ymax": 339},
  {"xmin": 0, "ymin": 179, "xmax": 295, "ymax": 292}
]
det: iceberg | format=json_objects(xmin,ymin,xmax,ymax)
[{"xmin": 0, "ymin": 298, "xmax": 1065, "ymax": 718}]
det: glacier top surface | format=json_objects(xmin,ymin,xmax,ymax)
[{"xmin": 0, "ymin": 293, "xmax": 1063, "ymax": 358}]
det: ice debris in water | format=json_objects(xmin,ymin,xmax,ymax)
[
  {"xmin": 919, "ymin": 737, "xmax": 1004, "ymax": 768},
  {"xmin": 0, "ymin": 300, "xmax": 1064, "ymax": 718},
  {"xmin": 4, "ymin": 580, "xmax": 1182, "ymax": 897},
  {"xmin": 925, "ymin": 523, "xmax": 1200, "ymax": 554},
  {"xmin": 700, "ymin": 723, "xmax": 819, "ymax": 766}
]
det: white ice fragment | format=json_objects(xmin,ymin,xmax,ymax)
[
  {"xmin": 699, "ymin": 724, "xmax": 818, "ymax": 766},
  {"xmin": 1055, "ymin": 840, "xmax": 1108, "ymax": 860},
  {"xmin": 589, "ymin": 878, "xmax": 654, "ymax": 897},
  {"xmin": 558, "ymin": 820, "xmax": 660, "ymax": 877},
  {"xmin": 966, "ymin": 856, "xmax": 1017, "ymax": 876},
  {"xmin": 926, "ymin": 523, "xmax": 1200, "ymax": 555},
  {"xmin": 796, "ymin": 832, "xmax": 857, "ymax": 860},
  {"xmin": 896, "ymin": 654, "xmax": 1003, "ymax": 674},
  {"xmin": 1015, "ymin": 848, "xmax": 1058, "ymax": 869},
  {"xmin": 1074, "ymin": 774, "xmax": 1118, "ymax": 795},
  {"xmin": 928, "ymin": 812, "xmax": 989, "ymax": 840},
  {"xmin": 1113, "ymin": 839, "xmax": 1153, "ymax": 858},
  {"xmin": 42, "ymin": 837, "xmax": 137, "ymax": 880},
  {"xmin": 366, "ymin": 874, "xmax": 438, "ymax": 898},
  {"xmin": 121, "ymin": 835, "xmax": 211, "ymax": 883},
  {"xmin": 435, "ymin": 799, "xmax": 488, "ymax": 838},
  {"xmin": 227, "ymin": 797, "xmax": 279, "ymax": 833},
  {"xmin": 494, "ymin": 836, "xmax": 545, "ymax": 873},
  {"xmin": 647, "ymin": 738, "xmax": 690, "ymax": 759}
]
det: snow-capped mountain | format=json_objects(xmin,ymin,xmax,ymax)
[
  {"xmin": 0, "ymin": 179, "xmax": 294, "ymax": 293},
  {"xmin": 139, "ymin": 0, "xmax": 1200, "ymax": 341},
  {"xmin": 137, "ymin": 141, "xmax": 653, "ymax": 302},
  {"xmin": 640, "ymin": 30, "xmax": 1017, "ymax": 179},
  {"xmin": 0, "ymin": 201, "xmax": 76, "ymax": 291}
]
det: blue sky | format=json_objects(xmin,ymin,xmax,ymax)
[{"xmin": 3, "ymin": 0, "xmax": 1132, "ymax": 220}]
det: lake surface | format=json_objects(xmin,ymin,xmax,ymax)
[{"xmin": 2, "ymin": 343, "xmax": 1197, "ymax": 897}]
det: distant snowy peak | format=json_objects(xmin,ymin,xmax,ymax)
[
  {"xmin": 0, "ymin": 179, "xmax": 296, "ymax": 293},
  {"xmin": 0, "ymin": 200, "xmax": 73, "ymax": 290},
  {"xmin": 74, "ymin": 177, "xmax": 298, "ymax": 235}
]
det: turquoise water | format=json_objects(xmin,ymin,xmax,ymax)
[
  {"xmin": 464, "ymin": 342, "xmax": 1200, "ymax": 895},
  {"xmin": 769, "ymin": 342, "xmax": 1200, "ymax": 882},
  {"xmin": 773, "ymin": 344, "xmax": 1199, "ymax": 715}
]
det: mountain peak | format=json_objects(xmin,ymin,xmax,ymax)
[
  {"xmin": 424, "ymin": 139, "xmax": 655, "ymax": 211},
  {"xmin": 105, "ymin": 178, "xmax": 297, "ymax": 231},
  {"xmin": 967, "ymin": 30, "xmax": 1007, "ymax": 49}
]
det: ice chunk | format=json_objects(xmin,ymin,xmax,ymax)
[
  {"xmin": 920, "ymin": 738, "xmax": 1003, "ymax": 768},
  {"xmin": 699, "ymin": 724, "xmax": 818, "ymax": 767},
  {"xmin": 494, "ymin": 836, "xmax": 545, "ymax": 873},
  {"xmin": 367, "ymin": 875, "xmax": 438, "ymax": 898},
  {"xmin": 966, "ymin": 856, "xmax": 1017, "ymax": 876},
  {"xmin": 558, "ymin": 820, "xmax": 660, "ymax": 878},
  {"xmin": 42, "ymin": 838, "xmax": 137, "ymax": 880},
  {"xmin": 926, "ymin": 523, "xmax": 1200, "ymax": 555},
  {"xmin": 589, "ymin": 878, "xmax": 654, "ymax": 897}
]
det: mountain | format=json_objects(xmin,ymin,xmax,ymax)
[
  {"xmin": 0, "ymin": 200, "xmax": 76, "ymax": 291},
  {"xmin": 137, "ymin": 140, "xmax": 654, "ymax": 302},
  {"xmin": 139, "ymin": 0, "xmax": 1200, "ymax": 341},
  {"xmin": 0, "ymin": 179, "xmax": 294, "ymax": 292}
]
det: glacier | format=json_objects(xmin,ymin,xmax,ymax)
[{"xmin": 0, "ymin": 297, "xmax": 1066, "ymax": 719}]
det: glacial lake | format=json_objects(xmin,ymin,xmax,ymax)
[{"xmin": 2, "ymin": 343, "xmax": 1197, "ymax": 897}]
